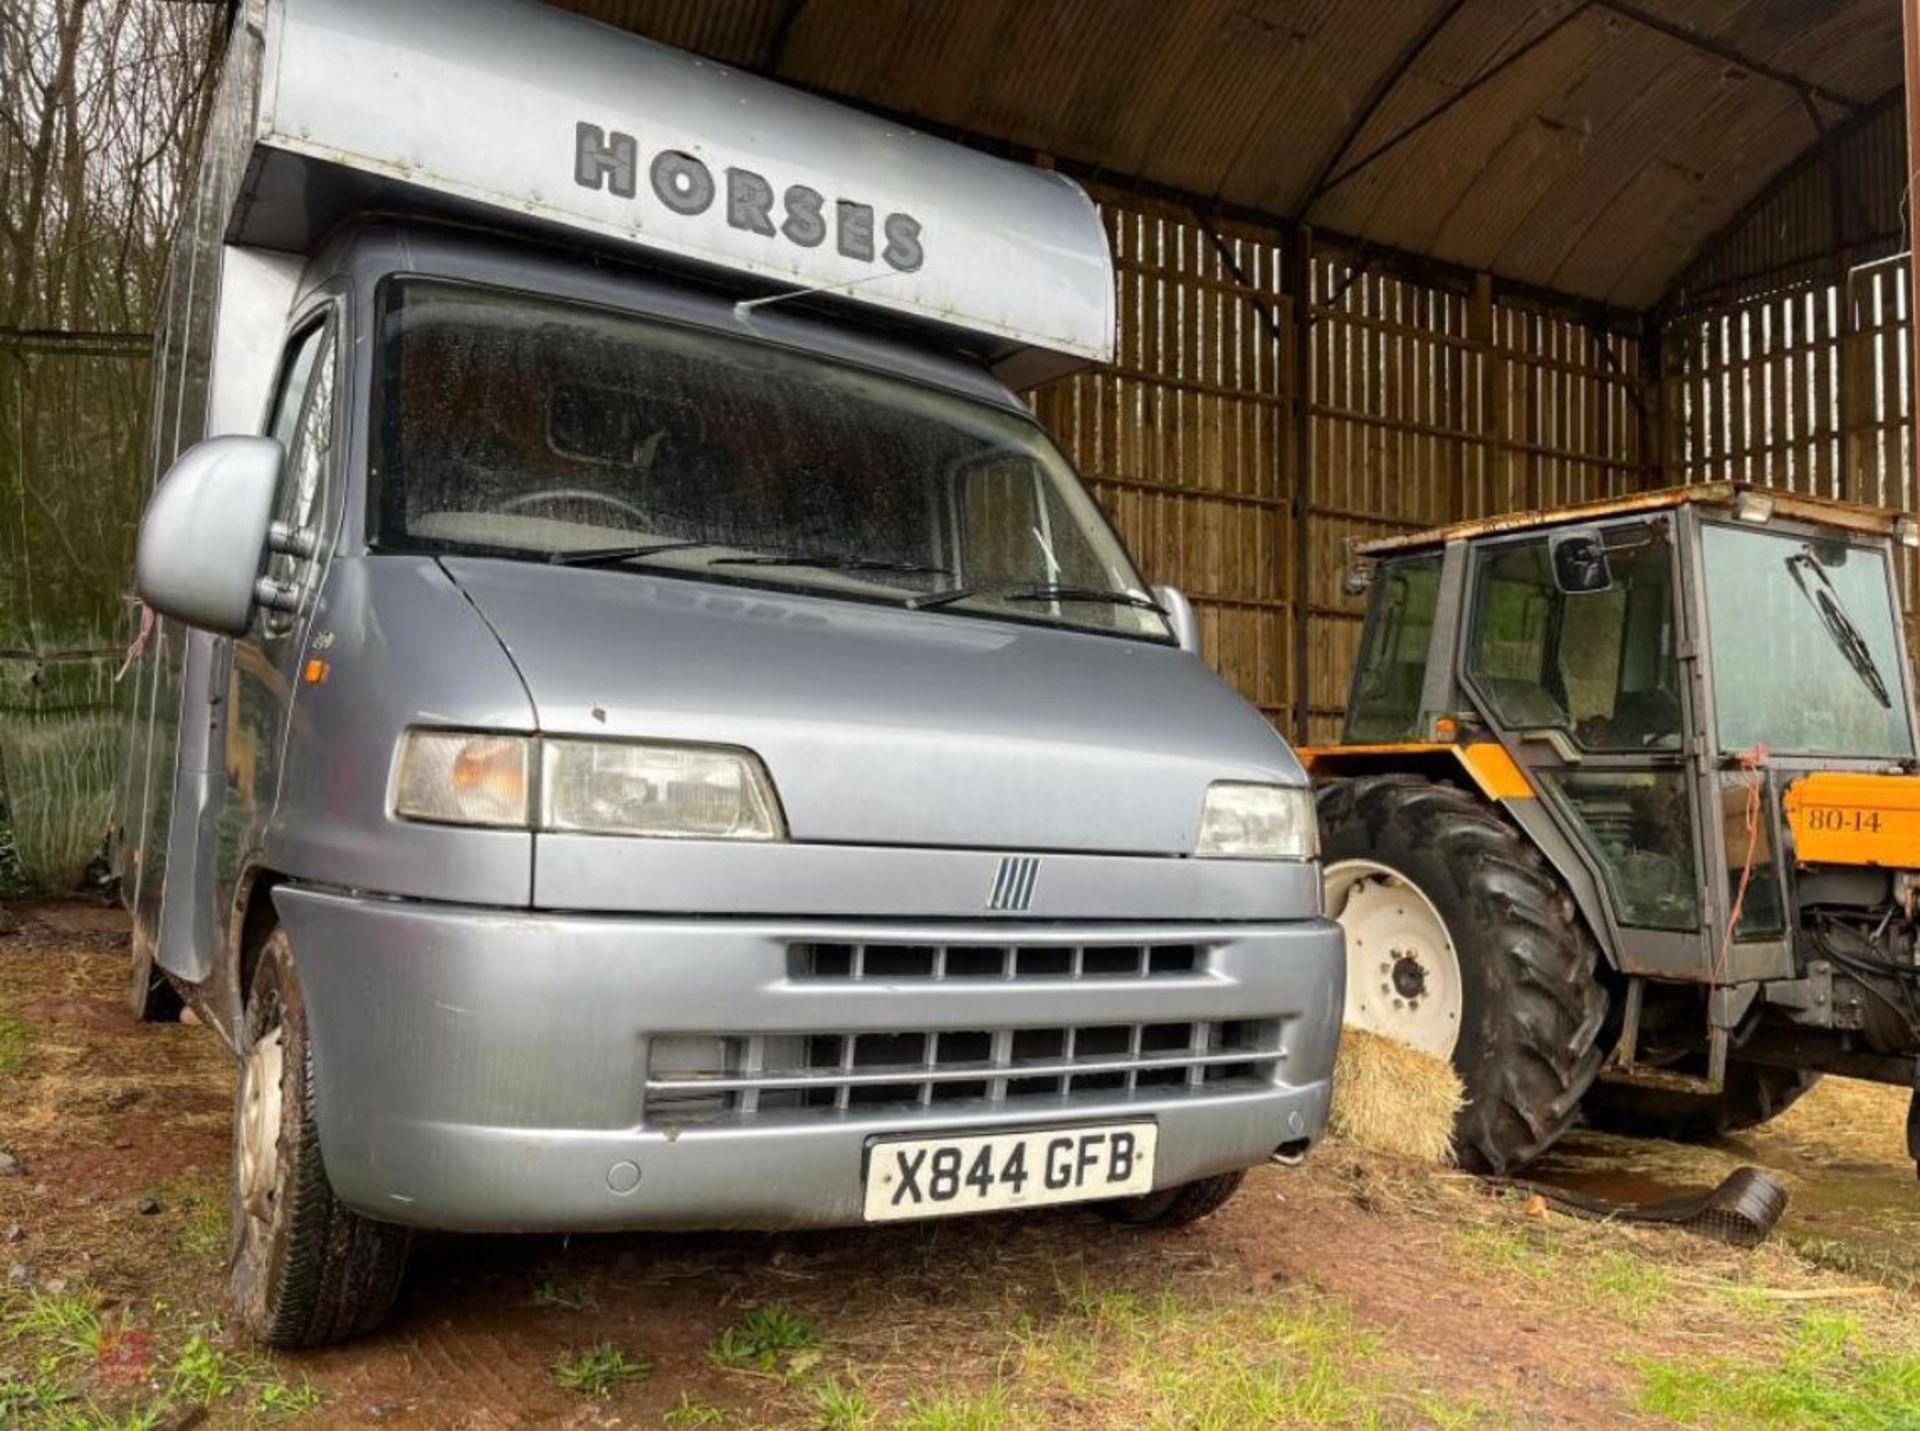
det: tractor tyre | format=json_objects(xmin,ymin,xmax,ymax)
[
  {"xmin": 1582, "ymin": 1064, "xmax": 1820, "ymax": 1142},
  {"xmin": 1318, "ymin": 774, "xmax": 1610, "ymax": 1175},
  {"xmin": 229, "ymin": 927, "xmax": 411, "ymax": 1347}
]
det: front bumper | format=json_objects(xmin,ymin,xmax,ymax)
[{"xmin": 272, "ymin": 887, "xmax": 1344, "ymax": 1231}]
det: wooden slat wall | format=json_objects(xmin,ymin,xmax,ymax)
[
  {"xmin": 1032, "ymin": 195, "xmax": 1294, "ymax": 725},
  {"xmin": 1306, "ymin": 255, "xmax": 1643, "ymax": 741},
  {"xmin": 1034, "ymin": 190, "xmax": 1645, "ymax": 740},
  {"xmin": 1664, "ymin": 257, "xmax": 1915, "ymax": 642}
]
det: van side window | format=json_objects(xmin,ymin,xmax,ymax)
[
  {"xmin": 1343, "ymin": 555, "xmax": 1440, "ymax": 743},
  {"xmin": 262, "ymin": 321, "xmax": 337, "ymax": 630}
]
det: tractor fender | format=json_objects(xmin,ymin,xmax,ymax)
[{"xmin": 1300, "ymin": 742, "xmax": 1620, "ymax": 971}]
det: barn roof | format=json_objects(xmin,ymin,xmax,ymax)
[{"xmin": 544, "ymin": 0, "xmax": 1904, "ymax": 312}]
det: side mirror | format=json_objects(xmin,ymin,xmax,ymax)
[
  {"xmin": 1153, "ymin": 585, "xmax": 1201, "ymax": 656},
  {"xmin": 135, "ymin": 436, "xmax": 286, "ymax": 635},
  {"xmin": 1549, "ymin": 527, "xmax": 1612, "ymax": 595}
]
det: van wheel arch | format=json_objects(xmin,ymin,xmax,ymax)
[{"xmin": 231, "ymin": 867, "xmax": 287, "ymax": 1006}]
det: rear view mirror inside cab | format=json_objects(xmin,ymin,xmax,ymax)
[{"xmin": 1549, "ymin": 527, "xmax": 1612, "ymax": 595}]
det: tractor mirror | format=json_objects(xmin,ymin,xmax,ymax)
[{"xmin": 1549, "ymin": 528, "xmax": 1612, "ymax": 595}]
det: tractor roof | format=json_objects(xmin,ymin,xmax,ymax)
[{"xmin": 1358, "ymin": 482, "xmax": 1912, "ymax": 558}]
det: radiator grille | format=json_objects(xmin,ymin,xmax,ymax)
[
  {"xmin": 645, "ymin": 1019, "xmax": 1281, "ymax": 1123},
  {"xmin": 790, "ymin": 940, "xmax": 1204, "ymax": 981}
]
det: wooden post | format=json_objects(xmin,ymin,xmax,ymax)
[
  {"xmin": 1639, "ymin": 317, "xmax": 1665, "ymax": 491},
  {"xmin": 1288, "ymin": 228, "xmax": 1314, "ymax": 743},
  {"xmin": 1906, "ymin": 0, "xmax": 1920, "ymax": 517},
  {"xmin": 1469, "ymin": 273, "xmax": 1498, "ymax": 514}
]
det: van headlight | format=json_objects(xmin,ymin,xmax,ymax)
[
  {"xmin": 541, "ymin": 738, "xmax": 784, "ymax": 840},
  {"xmin": 392, "ymin": 731, "xmax": 785, "ymax": 840},
  {"xmin": 393, "ymin": 730, "xmax": 532, "ymax": 828},
  {"xmin": 1194, "ymin": 782, "xmax": 1318, "ymax": 860}
]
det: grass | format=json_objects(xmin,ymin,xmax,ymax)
[
  {"xmin": 0, "ymin": 1016, "xmax": 28, "ymax": 1073},
  {"xmin": 0, "ymin": 712, "xmax": 121, "ymax": 889},
  {"xmin": 530, "ymin": 1276, "xmax": 599, "ymax": 1311},
  {"xmin": 552, "ymin": 1342, "xmax": 651, "ymax": 1397},
  {"xmin": 1636, "ymin": 1312, "xmax": 1920, "ymax": 1427},
  {"xmin": 710, "ymin": 1303, "xmax": 821, "ymax": 1377},
  {"xmin": 255, "ymin": 1378, "xmax": 324, "ymax": 1419},
  {"xmin": 6, "ymin": 1284, "xmax": 107, "ymax": 1365},
  {"xmin": 2, "ymin": 1289, "xmax": 321, "ymax": 1427},
  {"xmin": 895, "ymin": 1383, "xmax": 1020, "ymax": 1431},
  {"xmin": 148, "ymin": 1174, "xmax": 226, "ymax": 1260},
  {"xmin": 663, "ymin": 1391, "xmax": 729, "ymax": 1426},
  {"xmin": 990, "ymin": 1279, "xmax": 1484, "ymax": 1428},
  {"xmin": 812, "ymin": 1374, "xmax": 878, "ymax": 1429},
  {"xmin": 168, "ymin": 1331, "xmax": 242, "ymax": 1404},
  {"xmin": 0, "ymin": 1353, "xmax": 77, "ymax": 1419}
]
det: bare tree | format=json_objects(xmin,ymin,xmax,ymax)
[{"xmin": 0, "ymin": 0, "xmax": 220, "ymax": 890}]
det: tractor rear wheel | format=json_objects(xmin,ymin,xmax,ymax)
[
  {"xmin": 1318, "ymin": 774, "xmax": 1610, "ymax": 1175},
  {"xmin": 1583, "ymin": 1064, "xmax": 1820, "ymax": 1142}
]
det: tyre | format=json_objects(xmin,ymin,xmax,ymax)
[
  {"xmin": 1318, "ymin": 774, "xmax": 1610, "ymax": 1175},
  {"xmin": 230, "ymin": 927, "xmax": 410, "ymax": 1347},
  {"xmin": 1583, "ymin": 1063, "xmax": 1820, "ymax": 1142},
  {"xmin": 1097, "ymin": 1170, "xmax": 1245, "ymax": 1227},
  {"xmin": 126, "ymin": 930, "xmax": 183, "ymax": 1023}
]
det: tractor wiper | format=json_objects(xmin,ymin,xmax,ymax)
[
  {"xmin": 907, "ymin": 582, "xmax": 1165, "ymax": 613},
  {"xmin": 707, "ymin": 552, "xmax": 951, "ymax": 576},
  {"xmin": 548, "ymin": 540, "xmax": 720, "ymax": 568},
  {"xmin": 1786, "ymin": 552, "xmax": 1892, "ymax": 708}
]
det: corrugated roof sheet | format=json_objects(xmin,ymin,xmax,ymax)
[{"xmin": 543, "ymin": 0, "xmax": 1902, "ymax": 311}]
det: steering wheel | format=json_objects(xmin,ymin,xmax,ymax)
[{"xmin": 497, "ymin": 488, "xmax": 649, "ymax": 523}]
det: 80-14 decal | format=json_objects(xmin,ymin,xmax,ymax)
[{"xmin": 1803, "ymin": 807, "xmax": 1886, "ymax": 834}]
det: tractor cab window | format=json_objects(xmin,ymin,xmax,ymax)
[
  {"xmin": 1467, "ymin": 523, "xmax": 1682, "ymax": 753},
  {"xmin": 1701, "ymin": 523, "xmax": 1914, "ymax": 759},
  {"xmin": 1344, "ymin": 555, "xmax": 1441, "ymax": 743}
]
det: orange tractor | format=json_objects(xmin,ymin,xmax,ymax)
[{"xmin": 1305, "ymin": 483, "xmax": 1920, "ymax": 1173}]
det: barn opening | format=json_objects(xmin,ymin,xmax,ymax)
[{"xmin": 551, "ymin": 0, "xmax": 1915, "ymax": 741}]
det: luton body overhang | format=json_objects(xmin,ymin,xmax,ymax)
[{"xmin": 223, "ymin": 0, "xmax": 1114, "ymax": 383}]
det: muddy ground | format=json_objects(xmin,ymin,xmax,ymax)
[{"xmin": 7, "ymin": 898, "xmax": 1920, "ymax": 1427}]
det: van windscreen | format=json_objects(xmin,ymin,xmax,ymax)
[{"xmin": 372, "ymin": 280, "xmax": 1168, "ymax": 642}]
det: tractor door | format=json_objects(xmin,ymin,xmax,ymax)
[{"xmin": 1459, "ymin": 517, "xmax": 1713, "ymax": 978}]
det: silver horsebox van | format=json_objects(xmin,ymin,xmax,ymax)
[{"xmin": 117, "ymin": 0, "xmax": 1343, "ymax": 1345}]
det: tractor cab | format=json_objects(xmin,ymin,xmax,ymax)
[{"xmin": 1306, "ymin": 483, "xmax": 1920, "ymax": 1174}]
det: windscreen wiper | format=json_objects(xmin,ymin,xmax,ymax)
[
  {"xmin": 708, "ymin": 553, "xmax": 951, "ymax": 575},
  {"xmin": 548, "ymin": 540, "xmax": 718, "ymax": 568},
  {"xmin": 1786, "ymin": 551, "xmax": 1892, "ymax": 708},
  {"xmin": 907, "ymin": 582, "xmax": 1165, "ymax": 613}
]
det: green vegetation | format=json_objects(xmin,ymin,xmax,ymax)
[
  {"xmin": 149, "ymin": 1174, "xmax": 227, "ymax": 1260},
  {"xmin": 0, "ymin": 1016, "xmax": 28, "ymax": 1073},
  {"xmin": 530, "ymin": 1275, "xmax": 599, "ymax": 1311},
  {"xmin": 1637, "ymin": 1312, "xmax": 1920, "ymax": 1427},
  {"xmin": 551, "ymin": 1342, "xmax": 651, "ymax": 1397},
  {"xmin": 2, "ymin": 1290, "xmax": 322, "ymax": 1427},
  {"xmin": 6, "ymin": 1284, "xmax": 106, "ymax": 1364},
  {"xmin": 895, "ymin": 1383, "xmax": 1018, "ymax": 1431},
  {"xmin": 710, "ymin": 1303, "xmax": 821, "ymax": 1377},
  {"xmin": 255, "ymin": 1378, "xmax": 324, "ymax": 1419},
  {"xmin": 168, "ymin": 1331, "xmax": 242, "ymax": 1404},
  {"xmin": 811, "ymin": 1373, "xmax": 878, "ymax": 1430},
  {"xmin": 662, "ymin": 1392, "xmax": 729, "ymax": 1426}
]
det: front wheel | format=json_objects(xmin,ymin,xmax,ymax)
[
  {"xmin": 230, "ymin": 928, "xmax": 410, "ymax": 1347},
  {"xmin": 1319, "ymin": 774, "xmax": 1610, "ymax": 1175},
  {"xmin": 1096, "ymin": 1171, "xmax": 1245, "ymax": 1227}
]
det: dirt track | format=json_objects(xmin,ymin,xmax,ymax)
[{"xmin": 7, "ymin": 897, "xmax": 1920, "ymax": 1427}]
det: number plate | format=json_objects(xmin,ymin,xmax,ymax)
[{"xmin": 863, "ymin": 1121, "xmax": 1157, "ymax": 1222}]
